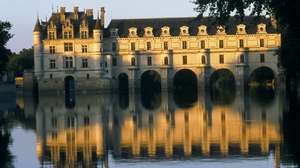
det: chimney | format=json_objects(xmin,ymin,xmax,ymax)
[
  {"xmin": 60, "ymin": 7, "xmax": 66, "ymax": 22},
  {"xmin": 85, "ymin": 9, "xmax": 93, "ymax": 17},
  {"xmin": 100, "ymin": 7, "xmax": 105, "ymax": 28},
  {"xmin": 73, "ymin": 6, "xmax": 79, "ymax": 20}
]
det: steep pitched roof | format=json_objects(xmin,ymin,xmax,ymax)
[
  {"xmin": 106, "ymin": 16, "xmax": 277, "ymax": 38},
  {"xmin": 33, "ymin": 18, "xmax": 41, "ymax": 32}
]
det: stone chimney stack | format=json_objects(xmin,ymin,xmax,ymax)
[
  {"xmin": 60, "ymin": 7, "xmax": 66, "ymax": 22},
  {"xmin": 100, "ymin": 7, "xmax": 105, "ymax": 28},
  {"xmin": 73, "ymin": 6, "xmax": 79, "ymax": 20}
]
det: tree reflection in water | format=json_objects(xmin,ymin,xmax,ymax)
[{"xmin": 0, "ymin": 116, "xmax": 13, "ymax": 168}]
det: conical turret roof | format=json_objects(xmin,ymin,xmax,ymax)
[{"xmin": 34, "ymin": 18, "xmax": 41, "ymax": 32}]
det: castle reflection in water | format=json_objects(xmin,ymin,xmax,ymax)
[{"xmin": 19, "ymin": 89, "xmax": 283, "ymax": 167}]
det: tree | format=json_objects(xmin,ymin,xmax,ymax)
[
  {"xmin": 192, "ymin": 0, "xmax": 300, "ymax": 74},
  {"xmin": 0, "ymin": 21, "xmax": 13, "ymax": 74},
  {"xmin": 7, "ymin": 48, "xmax": 34, "ymax": 76}
]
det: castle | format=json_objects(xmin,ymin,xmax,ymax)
[{"xmin": 33, "ymin": 7, "xmax": 281, "ymax": 94}]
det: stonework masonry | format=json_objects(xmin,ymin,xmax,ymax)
[{"xmin": 33, "ymin": 7, "xmax": 282, "ymax": 94}]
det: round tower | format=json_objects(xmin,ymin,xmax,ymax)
[{"xmin": 33, "ymin": 18, "xmax": 43, "ymax": 79}]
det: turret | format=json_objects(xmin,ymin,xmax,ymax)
[
  {"xmin": 33, "ymin": 17, "xmax": 44, "ymax": 78},
  {"xmin": 100, "ymin": 7, "xmax": 105, "ymax": 28}
]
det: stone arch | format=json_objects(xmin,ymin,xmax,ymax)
[
  {"xmin": 209, "ymin": 69, "xmax": 236, "ymax": 104},
  {"xmin": 249, "ymin": 66, "xmax": 275, "ymax": 87},
  {"xmin": 140, "ymin": 70, "xmax": 161, "ymax": 93},
  {"xmin": 118, "ymin": 73, "xmax": 129, "ymax": 93},
  {"xmin": 209, "ymin": 68, "xmax": 236, "ymax": 89},
  {"xmin": 173, "ymin": 69, "xmax": 198, "ymax": 91}
]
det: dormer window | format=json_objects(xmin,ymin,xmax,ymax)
[
  {"xmin": 81, "ymin": 31, "xmax": 88, "ymax": 39},
  {"xmin": 110, "ymin": 29, "xmax": 119, "ymax": 37},
  {"xmin": 129, "ymin": 27, "xmax": 137, "ymax": 37},
  {"xmin": 64, "ymin": 31, "xmax": 73, "ymax": 39},
  {"xmin": 144, "ymin": 27, "xmax": 153, "ymax": 37},
  {"xmin": 198, "ymin": 25, "xmax": 207, "ymax": 35},
  {"xmin": 217, "ymin": 26, "xmax": 226, "ymax": 35},
  {"xmin": 161, "ymin": 26, "xmax": 170, "ymax": 36},
  {"xmin": 237, "ymin": 24, "xmax": 246, "ymax": 34},
  {"xmin": 257, "ymin": 23, "xmax": 267, "ymax": 34},
  {"xmin": 180, "ymin": 26, "xmax": 189, "ymax": 36},
  {"xmin": 49, "ymin": 31, "xmax": 56, "ymax": 40}
]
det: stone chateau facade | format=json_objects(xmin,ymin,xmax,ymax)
[{"xmin": 33, "ymin": 7, "xmax": 281, "ymax": 93}]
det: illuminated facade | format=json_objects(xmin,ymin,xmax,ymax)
[{"xmin": 33, "ymin": 7, "xmax": 281, "ymax": 93}]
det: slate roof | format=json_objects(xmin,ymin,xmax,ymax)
[
  {"xmin": 106, "ymin": 16, "xmax": 277, "ymax": 38},
  {"xmin": 37, "ymin": 11, "xmax": 101, "ymax": 39}
]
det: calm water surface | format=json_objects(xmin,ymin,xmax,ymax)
[{"xmin": 0, "ymin": 87, "xmax": 299, "ymax": 168}]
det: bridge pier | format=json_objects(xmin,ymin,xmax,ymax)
[{"xmin": 235, "ymin": 65, "xmax": 248, "ymax": 91}]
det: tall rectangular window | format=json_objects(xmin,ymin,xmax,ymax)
[
  {"xmin": 49, "ymin": 46, "xmax": 56, "ymax": 54},
  {"xmin": 131, "ymin": 57, "xmax": 136, "ymax": 66},
  {"xmin": 50, "ymin": 59, "xmax": 56, "ymax": 69},
  {"xmin": 81, "ymin": 31, "xmax": 88, "ymax": 39},
  {"xmin": 82, "ymin": 58, "xmax": 88, "ymax": 68},
  {"xmin": 219, "ymin": 40, "xmax": 224, "ymax": 48},
  {"xmin": 240, "ymin": 54, "xmax": 245, "ymax": 63},
  {"xmin": 82, "ymin": 45, "xmax": 88, "ymax": 53},
  {"xmin": 64, "ymin": 57, "xmax": 73, "ymax": 68},
  {"xmin": 164, "ymin": 42, "xmax": 169, "ymax": 50},
  {"xmin": 68, "ymin": 31, "xmax": 72, "ymax": 39},
  {"xmin": 219, "ymin": 55, "xmax": 224, "ymax": 64},
  {"xmin": 112, "ymin": 42, "xmax": 117, "ymax": 52},
  {"xmin": 112, "ymin": 57, "xmax": 117, "ymax": 66},
  {"xmin": 146, "ymin": 42, "xmax": 151, "ymax": 50},
  {"xmin": 183, "ymin": 55, "xmax": 187, "ymax": 65},
  {"xmin": 131, "ymin": 42, "xmax": 136, "ymax": 51},
  {"xmin": 260, "ymin": 54, "xmax": 265, "ymax": 63},
  {"xmin": 49, "ymin": 32, "xmax": 55, "ymax": 40},
  {"xmin": 147, "ymin": 57, "xmax": 152, "ymax": 66},
  {"xmin": 239, "ymin": 39, "xmax": 244, "ymax": 48},
  {"xmin": 182, "ymin": 41, "xmax": 187, "ymax": 49},
  {"xmin": 64, "ymin": 43, "xmax": 73, "ymax": 52},
  {"xmin": 200, "ymin": 40, "xmax": 205, "ymax": 49},
  {"xmin": 64, "ymin": 32, "xmax": 68, "ymax": 39},
  {"xmin": 260, "ymin": 39, "xmax": 265, "ymax": 47}
]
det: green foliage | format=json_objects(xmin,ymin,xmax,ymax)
[
  {"xmin": 0, "ymin": 21, "xmax": 13, "ymax": 73},
  {"xmin": 7, "ymin": 48, "xmax": 34, "ymax": 74}
]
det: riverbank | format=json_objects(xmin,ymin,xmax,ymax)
[{"xmin": 0, "ymin": 83, "xmax": 16, "ymax": 111}]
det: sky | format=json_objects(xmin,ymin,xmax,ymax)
[{"xmin": 0, "ymin": 0, "xmax": 197, "ymax": 53}]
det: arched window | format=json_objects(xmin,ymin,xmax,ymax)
[
  {"xmin": 131, "ymin": 57, "xmax": 136, "ymax": 66},
  {"xmin": 164, "ymin": 57, "xmax": 169, "ymax": 65},
  {"xmin": 201, "ymin": 55, "xmax": 206, "ymax": 64},
  {"xmin": 240, "ymin": 54, "xmax": 245, "ymax": 63}
]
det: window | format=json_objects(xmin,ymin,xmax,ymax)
[
  {"xmin": 164, "ymin": 57, "xmax": 169, "ymax": 65},
  {"xmin": 64, "ymin": 43, "xmax": 73, "ymax": 52},
  {"xmin": 82, "ymin": 45, "xmax": 88, "ymax": 53},
  {"xmin": 64, "ymin": 57, "xmax": 73, "ymax": 68},
  {"xmin": 64, "ymin": 31, "xmax": 72, "ymax": 39},
  {"xmin": 147, "ymin": 56, "xmax": 152, "ymax": 66},
  {"xmin": 219, "ymin": 55, "xmax": 224, "ymax": 64},
  {"xmin": 86, "ymin": 74, "xmax": 90, "ymax": 80},
  {"xmin": 164, "ymin": 42, "xmax": 169, "ymax": 50},
  {"xmin": 50, "ymin": 59, "xmax": 56, "ymax": 69},
  {"xmin": 201, "ymin": 55, "xmax": 206, "ymax": 64},
  {"xmin": 219, "ymin": 40, "xmax": 224, "ymax": 48},
  {"xmin": 146, "ymin": 42, "xmax": 151, "ymax": 50},
  {"xmin": 84, "ymin": 117, "xmax": 90, "ymax": 126},
  {"xmin": 131, "ymin": 57, "xmax": 136, "ymax": 66},
  {"xmin": 112, "ymin": 42, "xmax": 117, "ymax": 52},
  {"xmin": 50, "ymin": 74, "xmax": 53, "ymax": 79},
  {"xmin": 112, "ymin": 57, "xmax": 117, "ymax": 66},
  {"xmin": 182, "ymin": 41, "xmax": 187, "ymax": 49},
  {"xmin": 49, "ymin": 46, "xmax": 56, "ymax": 54},
  {"xmin": 81, "ymin": 31, "xmax": 88, "ymax": 39},
  {"xmin": 200, "ymin": 40, "xmax": 205, "ymax": 49},
  {"xmin": 260, "ymin": 54, "xmax": 265, "ymax": 63},
  {"xmin": 239, "ymin": 39, "xmax": 244, "ymax": 48},
  {"xmin": 240, "ymin": 54, "xmax": 245, "ymax": 63},
  {"xmin": 260, "ymin": 39, "xmax": 265, "ymax": 47},
  {"xmin": 49, "ymin": 32, "xmax": 55, "ymax": 40},
  {"xmin": 82, "ymin": 58, "xmax": 88, "ymax": 68},
  {"xmin": 183, "ymin": 55, "xmax": 187, "ymax": 65},
  {"xmin": 131, "ymin": 42, "xmax": 136, "ymax": 51}
]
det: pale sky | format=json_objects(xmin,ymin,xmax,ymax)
[{"xmin": 0, "ymin": 0, "xmax": 197, "ymax": 52}]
